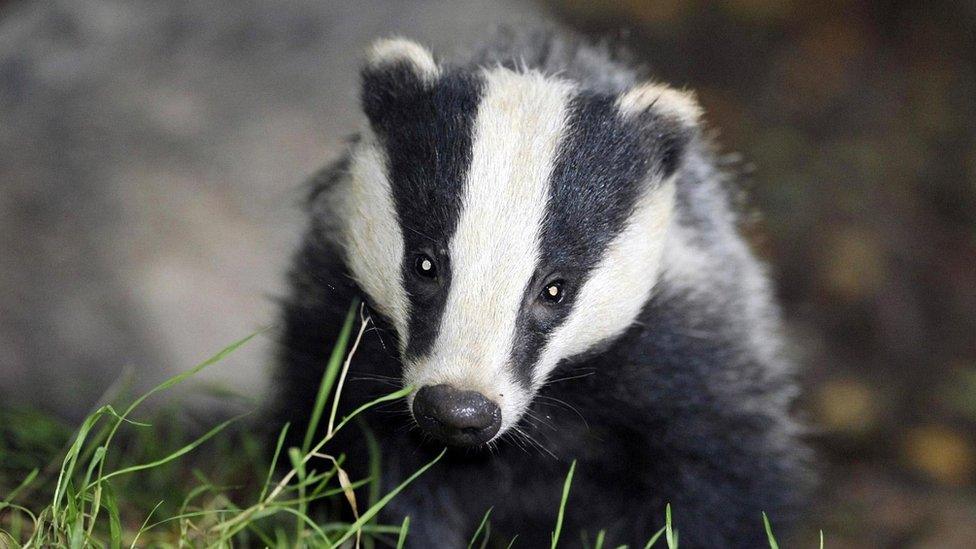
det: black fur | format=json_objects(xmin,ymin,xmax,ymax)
[
  {"xmin": 512, "ymin": 91, "xmax": 677, "ymax": 386},
  {"xmin": 362, "ymin": 64, "xmax": 483, "ymax": 358},
  {"xmin": 273, "ymin": 31, "xmax": 809, "ymax": 548}
]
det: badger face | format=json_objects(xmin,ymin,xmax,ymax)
[{"xmin": 334, "ymin": 39, "xmax": 701, "ymax": 447}]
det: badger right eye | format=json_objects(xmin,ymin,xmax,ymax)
[
  {"xmin": 540, "ymin": 279, "xmax": 565, "ymax": 305},
  {"xmin": 414, "ymin": 253, "xmax": 438, "ymax": 279}
]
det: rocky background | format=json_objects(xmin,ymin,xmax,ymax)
[
  {"xmin": 1, "ymin": 0, "xmax": 974, "ymax": 546},
  {"xmin": 0, "ymin": 0, "xmax": 543, "ymax": 411}
]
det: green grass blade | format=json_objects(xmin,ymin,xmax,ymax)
[
  {"xmin": 468, "ymin": 506, "xmax": 493, "ymax": 549},
  {"xmin": 129, "ymin": 500, "xmax": 163, "ymax": 549},
  {"xmin": 145, "ymin": 509, "xmax": 228, "ymax": 531},
  {"xmin": 68, "ymin": 515, "xmax": 84, "ymax": 549},
  {"xmin": 119, "ymin": 330, "xmax": 264, "ymax": 427},
  {"xmin": 643, "ymin": 526, "xmax": 666, "ymax": 548},
  {"xmin": 479, "ymin": 522, "xmax": 491, "ymax": 549},
  {"xmin": 288, "ymin": 446, "xmax": 308, "ymax": 543},
  {"xmin": 94, "ymin": 414, "xmax": 245, "ymax": 486},
  {"xmin": 506, "ymin": 535, "xmax": 520, "ymax": 549},
  {"xmin": 302, "ymin": 299, "xmax": 359, "ymax": 453},
  {"xmin": 550, "ymin": 460, "xmax": 576, "ymax": 549},
  {"xmin": 327, "ymin": 302, "xmax": 369, "ymax": 436},
  {"xmin": 274, "ymin": 506, "xmax": 333, "ymax": 547},
  {"xmin": 81, "ymin": 446, "xmax": 106, "ymax": 494},
  {"xmin": 319, "ymin": 523, "xmax": 406, "ymax": 534},
  {"xmin": 79, "ymin": 445, "xmax": 106, "ymax": 534},
  {"xmin": 361, "ymin": 418, "xmax": 382, "ymax": 549},
  {"xmin": 179, "ymin": 478, "xmax": 220, "ymax": 515},
  {"xmin": 1, "ymin": 468, "xmax": 38, "ymax": 508},
  {"xmin": 101, "ymin": 483, "xmax": 122, "ymax": 549},
  {"xmin": 820, "ymin": 529, "xmax": 824, "ymax": 549},
  {"xmin": 762, "ymin": 512, "xmax": 779, "ymax": 549},
  {"xmin": 361, "ymin": 419, "xmax": 382, "ymax": 510},
  {"xmin": 51, "ymin": 406, "xmax": 112, "ymax": 528},
  {"xmin": 594, "ymin": 529, "xmax": 605, "ymax": 549},
  {"xmin": 332, "ymin": 448, "xmax": 446, "ymax": 547},
  {"xmin": 330, "ymin": 386, "xmax": 413, "ymax": 437},
  {"xmin": 282, "ymin": 476, "xmax": 371, "ymax": 505},
  {"xmin": 2, "ymin": 503, "xmax": 38, "ymax": 546},
  {"xmin": 665, "ymin": 504, "xmax": 677, "ymax": 549},
  {"xmin": 396, "ymin": 516, "xmax": 410, "ymax": 549},
  {"xmin": 259, "ymin": 423, "xmax": 290, "ymax": 501}
]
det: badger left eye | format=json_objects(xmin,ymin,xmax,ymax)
[
  {"xmin": 414, "ymin": 253, "xmax": 438, "ymax": 279},
  {"xmin": 540, "ymin": 280, "xmax": 565, "ymax": 304}
]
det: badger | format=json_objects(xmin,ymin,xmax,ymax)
[{"xmin": 275, "ymin": 31, "xmax": 810, "ymax": 548}]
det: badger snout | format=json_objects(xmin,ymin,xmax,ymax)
[{"xmin": 412, "ymin": 384, "xmax": 501, "ymax": 447}]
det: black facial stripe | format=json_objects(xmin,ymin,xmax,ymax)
[
  {"xmin": 362, "ymin": 67, "xmax": 483, "ymax": 358},
  {"xmin": 542, "ymin": 92, "xmax": 659, "ymax": 271},
  {"xmin": 511, "ymin": 91, "xmax": 667, "ymax": 385}
]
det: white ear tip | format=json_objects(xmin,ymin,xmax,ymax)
[
  {"xmin": 618, "ymin": 83, "xmax": 703, "ymax": 126},
  {"xmin": 366, "ymin": 37, "xmax": 440, "ymax": 79}
]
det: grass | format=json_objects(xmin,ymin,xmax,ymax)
[
  {"xmin": 0, "ymin": 300, "xmax": 813, "ymax": 547},
  {"xmin": 551, "ymin": 460, "xmax": 575, "ymax": 549}
]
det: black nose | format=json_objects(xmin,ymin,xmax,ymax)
[{"xmin": 412, "ymin": 384, "xmax": 502, "ymax": 447}]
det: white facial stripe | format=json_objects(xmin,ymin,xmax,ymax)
[
  {"xmin": 536, "ymin": 178, "xmax": 677, "ymax": 387},
  {"xmin": 338, "ymin": 135, "xmax": 410, "ymax": 342},
  {"xmin": 403, "ymin": 68, "xmax": 576, "ymax": 435}
]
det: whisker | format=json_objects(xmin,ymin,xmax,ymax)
[
  {"xmin": 510, "ymin": 429, "xmax": 533, "ymax": 453},
  {"xmin": 524, "ymin": 409, "xmax": 557, "ymax": 431},
  {"xmin": 348, "ymin": 374, "xmax": 401, "ymax": 384},
  {"xmin": 513, "ymin": 426, "xmax": 557, "ymax": 460},
  {"xmin": 403, "ymin": 224, "xmax": 439, "ymax": 244},
  {"xmin": 396, "ymin": 422, "xmax": 418, "ymax": 435},
  {"xmin": 363, "ymin": 308, "xmax": 398, "ymax": 358},
  {"xmin": 545, "ymin": 370, "xmax": 597, "ymax": 385},
  {"xmin": 503, "ymin": 431, "xmax": 530, "ymax": 454},
  {"xmin": 534, "ymin": 395, "xmax": 589, "ymax": 429}
]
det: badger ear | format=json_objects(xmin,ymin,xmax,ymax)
[
  {"xmin": 617, "ymin": 82, "xmax": 703, "ymax": 178},
  {"xmin": 361, "ymin": 38, "xmax": 440, "ymax": 131},
  {"xmin": 365, "ymin": 38, "xmax": 440, "ymax": 79},
  {"xmin": 618, "ymin": 83, "xmax": 702, "ymax": 127}
]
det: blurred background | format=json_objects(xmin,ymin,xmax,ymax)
[{"xmin": 1, "ymin": 0, "xmax": 973, "ymax": 546}]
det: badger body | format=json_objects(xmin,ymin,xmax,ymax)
[{"xmin": 276, "ymin": 31, "xmax": 809, "ymax": 548}]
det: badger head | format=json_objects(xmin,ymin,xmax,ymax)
[{"xmin": 333, "ymin": 38, "xmax": 701, "ymax": 448}]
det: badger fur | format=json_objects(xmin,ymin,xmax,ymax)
[{"xmin": 275, "ymin": 31, "xmax": 809, "ymax": 548}]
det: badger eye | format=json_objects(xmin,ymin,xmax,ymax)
[
  {"xmin": 414, "ymin": 253, "xmax": 437, "ymax": 279},
  {"xmin": 540, "ymin": 280, "xmax": 565, "ymax": 304}
]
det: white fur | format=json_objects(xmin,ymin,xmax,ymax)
[
  {"xmin": 336, "ymin": 134, "xmax": 410, "ymax": 342},
  {"xmin": 402, "ymin": 68, "xmax": 575, "ymax": 436},
  {"xmin": 660, "ymin": 198, "xmax": 787, "ymax": 377},
  {"xmin": 535, "ymin": 179, "xmax": 676, "ymax": 387},
  {"xmin": 366, "ymin": 38, "xmax": 440, "ymax": 81},
  {"xmin": 618, "ymin": 82, "xmax": 702, "ymax": 127}
]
